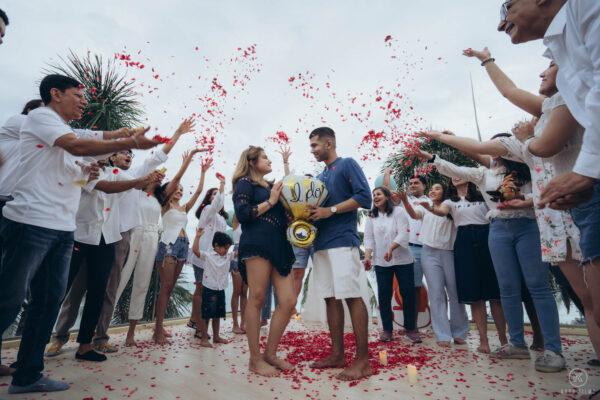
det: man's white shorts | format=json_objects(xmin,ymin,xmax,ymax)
[{"xmin": 313, "ymin": 246, "xmax": 363, "ymax": 299}]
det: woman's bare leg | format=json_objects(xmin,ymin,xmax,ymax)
[
  {"xmin": 125, "ymin": 320, "xmax": 138, "ymax": 346},
  {"xmin": 489, "ymin": 300, "xmax": 508, "ymax": 346},
  {"xmin": 231, "ymin": 271, "xmax": 244, "ymax": 333},
  {"xmin": 245, "ymin": 258, "xmax": 278, "ymax": 376},
  {"xmin": 470, "ymin": 302, "xmax": 490, "ymax": 353},
  {"xmin": 153, "ymin": 258, "xmax": 183, "ymax": 344},
  {"xmin": 263, "ymin": 268, "xmax": 297, "ymax": 371}
]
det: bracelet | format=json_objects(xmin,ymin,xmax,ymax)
[
  {"xmin": 481, "ymin": 57, "xmax": 495, "ymax": 66},
  {"xmin": 130, "ymin": 136, "xmax": 140, "ymax": 148},
  {"xmin": 265, "ymin": 199, "xmax": 273, "ymax": 208}
]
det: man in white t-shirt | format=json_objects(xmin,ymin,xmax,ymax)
[{"xmin": 0, "ymin": 74, "xmax": 160, "ymax": 394}]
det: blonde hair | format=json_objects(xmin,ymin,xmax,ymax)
[{"xmin": 232, "ymin": 146, "xmax": 273, "ymax": 190}]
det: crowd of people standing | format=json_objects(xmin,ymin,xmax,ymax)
[{"xmin": 0, "ymin": 0, "xmax": 599, "ymax": 397}]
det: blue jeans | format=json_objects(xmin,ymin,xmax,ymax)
[
  {"xmin": 488, "ymin": 218, "xmax": 561, "ymax": 353},
  {"xmin": 409, "ymin": 244, "xmax": 424, "ymax": 287},
  {"xmin": 375, "ymin": 264, "xmax": 416, "ymax": 332},
  {"xmin": 0, "ymin": 218, "xmax": 73, "ymax": 385},
  {"xmin": 571, "ymin": 180, "xmax": 600, "ymax": 263}
]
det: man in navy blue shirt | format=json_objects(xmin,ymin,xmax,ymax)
[{"xmin": 307, "ymin": 127, "xmax": 372, "ymax": 381}]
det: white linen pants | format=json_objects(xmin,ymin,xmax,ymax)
[
  {"xmin": 420, "ymin": 245, "xmax": 469, "ymax": 343},
  {"xmin": 115, "ymin": 226, "xmax": 159, "ymax": 321}
]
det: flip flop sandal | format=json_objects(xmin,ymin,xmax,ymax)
[
  {"xmin": 194, "ymin": 330, "xmax": 211, "ymax": 340},
  {"xmin": 187, "ymin": 320, "xmax": 197, "ymax": 329}
]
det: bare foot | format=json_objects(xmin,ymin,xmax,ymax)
[
  {"xmin": 0, "ymin": 364, "xmax": 15, "ymax": 376},
  {"xmin": 437, "ymin": 341, "xmax": 451, "ymax": 348},
  {"xmin": 232, "ymin": 326, "xmax": 245, "ymax": 334},
  {"xmin": 213, "ymin": 336, "xmax": 230, "ymax": 344},
  {"xmin": 264, "ymin": 354, "xmax": 295, "ymax": 371},
  {"xmin": 162, "ymin": 328, "xmax": 173, "ymax": 338},
  {"xmin": 453, "ymin": 338, "xmax": 467, "ymax": 345},
  {"xmin": 310, "ymin": 354, "xmax": 347, "ymax": 369},
  {"xmin": 153, "ymin": 331, "xmax": 170, "ymax": 345},
  {"xmin": 200, "ymin": 339, "xmax": 213, "ymax": 348},
  {"xmin": 249, "ymin": 356, "xmax": 279, "ymax": 377},
  {"xmin": 125, "ymin": 336, "xmax": 137, "ymax": 347},
  {"xmin": 477, "ymin": 342, "xmax": 491, "ymax": 354},
  {"xmin": 336, "ymin": 359, "xmax": 372, "ymax": 381}
]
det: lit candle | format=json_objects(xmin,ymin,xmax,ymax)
[
  {"xmin": 378, "ymin": 350, "xmax": 388, "ymax": 366},
  {"xmin": 407, "ymin": 364, "xmax": 418, "ymax": 384}
]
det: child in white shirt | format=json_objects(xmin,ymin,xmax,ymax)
[{"xmin": 192, "ymin": 229, "xmax": 234, "ymax": 347}]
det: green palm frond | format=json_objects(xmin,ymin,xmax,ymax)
[{"xmin": 45, "ymin": 50, "xmax": 144, "ymax": 131}]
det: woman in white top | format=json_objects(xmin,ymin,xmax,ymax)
[
  {"xmin": 400, "ymin": 183, "xmax": 469, "ymax": 347},
  {"xmin": 418, "ymin": 177, "xmax": 507, "ymax": 354},
  {"xmin": 229, "ymin": 215, "xmax": 247, "ymax": 334},
  {"xmin": 187, "ymin": 177, "xmax": 227, "ymax": 338},
  {"xmin": 421, "ymin": 46, "xmax": 599, "ymax": 369},
  {"xmin": 364, "ymin": 186, "xmax": 420, "ymax": 344},
  {"xmin": 152, "ymin": 149, "xmax": 210, "ymax": 344}
]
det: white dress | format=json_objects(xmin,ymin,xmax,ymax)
[{"xmin": 497, "ymin": 93, "xmax": 583, "ymax": 263}]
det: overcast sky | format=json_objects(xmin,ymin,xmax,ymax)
[{"xmin": 1, "ymin": 0, "xmax": 549, "ymax": 222}]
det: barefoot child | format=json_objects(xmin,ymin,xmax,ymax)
[{"xmin": 192, "ymin": 230, "xmax": 234, "ymax": 347}]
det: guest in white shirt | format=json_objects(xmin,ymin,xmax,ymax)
[
  {"xmin": 188, "ymin": 177, "xmax": 228, "ymax": 338},
  {"xmin": 152, "ymin": 149, "xmax": 210, "ymax": 344},
  {"xmin": 93, "ymin": 118, "xmax": 196, "ymax": 352},
  {"xmin": 400, "ymin": 183, "xmax": 469, "ymax": 348},
  {"xmin": 0, "ymin": 74, "xmax": 160, "ymax": 394},
  {"xmin": 192, "ymin": 230, "xmax": 234, "ymax": 348},
  {"xmin": 418, "ymin": 177, "xmax": 507, "ymax": 354},
  {"xmin": 363, "ymin": 186, "xmax": 420, "ymax": 344},
  {"xmin": 47, "ymin": 166, "xmax": 161, "ymax": 362}
]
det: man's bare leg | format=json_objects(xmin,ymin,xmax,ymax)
[
  {"xmin": 310, "ymin": 297, "xmax": 347, "ymax": 368},
  {"xmin": 337, "ymin": 297, "xmax": 372, "ymax": 381}
]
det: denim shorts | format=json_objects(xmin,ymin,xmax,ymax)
[
  {"xmin": 157, "ymin": 236, "xmax": 189, "ymax": 261},
  {"xmin": 193, "ymin": 264, "xmax": 204, "ymax": 284},
  {"xmin": 292, "ymin": 245, "xmax": 314, "ymax": 269},
  {"xmin": 571, "ymin": 181, "xmax": 600, "ymax": 263}
]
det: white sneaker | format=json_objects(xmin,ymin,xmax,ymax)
[{"xmin": 535, "ymin": 350, "xmax": 565, "ymax": 373}]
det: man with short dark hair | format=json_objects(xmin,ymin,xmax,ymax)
[
  {"xmin": 307, "ymin": 127, "xmax": 373, "ymax": 381},
  {"xmin": 0, "ymin": 8, "xmax": 8, "ymax": 45},
  {"xmin": 0, "ymin": 74, "xmax": 160, "ymax": 394}
]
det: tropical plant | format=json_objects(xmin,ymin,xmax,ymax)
[{"xmin": 45, "ymin": 50, "xmax": 144, "ymax": 130}]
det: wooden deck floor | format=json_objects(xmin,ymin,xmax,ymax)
[{"xmin": 1, "ymin": 321, "xmax": 599, "ymax": 400}]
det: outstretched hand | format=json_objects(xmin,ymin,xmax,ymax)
[
  {"xmin": 462, "ymin": 47, "xmax": 491, "ymax": 62},
  {"xmin": 132, "ymin": 126, "xmax": 161, "ymax": 150},
  {"xmin": 175, "ymin": 118, "xmax": 196, "ymax": 136},
  {"xmin": 276, "ymin": 145, "xmax": 292, "ymax": 164},
  {"xmin": 415, "ymin": 130, "xmax": 442, "ymax": 140},
  {"xmin": 202, "ymin": 159, "xmax": 213, "ymax": 172}
]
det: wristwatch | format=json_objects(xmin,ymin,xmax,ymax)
[{"xmin": 330, "ymin": 206, "xmax": 338, "ymax": 214}]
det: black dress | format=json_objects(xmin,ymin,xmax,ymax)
[{"xmin": 233, "ymin": 177, "xmax": 295, "ymax": 283}]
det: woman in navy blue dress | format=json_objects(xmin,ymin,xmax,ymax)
[{"xmin": 232, "ymin": 145, "xmax": 296, "ymax": 377}]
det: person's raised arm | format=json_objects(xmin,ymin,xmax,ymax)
[
  {"xmin": 463, "ymin": 47, "xmax": 544, "ymax": 117},
  {"xmin": 418, "ymin": 200, "xmax": 451, "ymax": 218},
  {"xmin": 184, "ymin": 160, "xmax": 211, "ymax": 213},
  {"xmin": 418, "ymin": 130, "xmax": 507, "ymax": 158},
  {"xmin": 54, "ymin": 127, "xmax": 160, "ymax": 156},
  {"xmin": 439, "ymin": 131, "xmax": 491, "ymax": 168},
  {"xmin": 398, "ymin": 191, "xmax": 423, "ymax": 220},
  {"xmin": 95, "ymin": 170, "xmax": 163, "ymax": 194},
  {"xmin": 162, "ymin": 148, "xmax": 204, "ymax": 200},
  {"xmin": 161, "ymin": 118, "xmax": 196, "ymax": 155},
  {"xmin": 382, "ymin": 167, "xmax": 393, "ymax": 189},
  {"xmin": 192, "ymin": 227, "xmax": 205, "ymax": 258},
  {"xmin": 276, "ymin": 145, "xmax": 292, "ymax": 176},
  {"xmin": 527, "ymin": 105, "xmax": 581, "ymax": 158},
  {"xmin": 414, "ymin": 147, "xmax": 488, "ymax": 188}
]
